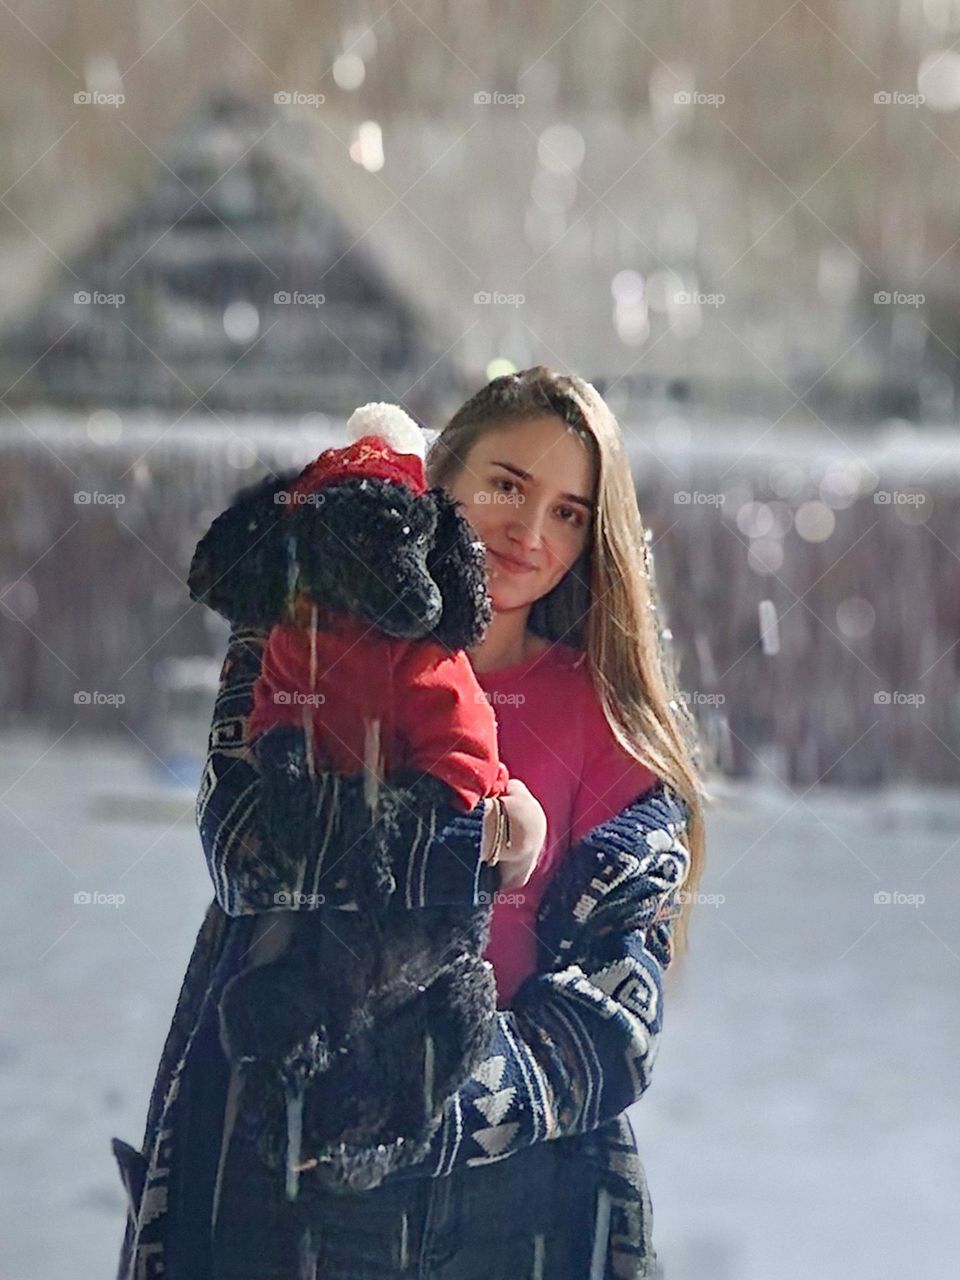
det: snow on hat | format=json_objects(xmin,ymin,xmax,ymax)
[{"xmin": 289, "ymin": 403, "xmax": 428, "ymax": 502}]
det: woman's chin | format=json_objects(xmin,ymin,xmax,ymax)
[{"xmin": 489, "ymin": 585, "xmax": 538, "ymax": 612}]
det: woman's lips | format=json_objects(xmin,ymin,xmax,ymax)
[{"xmin": 489, "ymin": 548, "xmax": 537, "ymax": 574}]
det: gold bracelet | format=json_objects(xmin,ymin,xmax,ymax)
[{"xmin": 487, "ymin": 796, "xmax": 506, "ymax": 866}]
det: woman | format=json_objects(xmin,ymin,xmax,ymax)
[{"xmin": 112, "ymin": 366, "xmax": 706, "ymax": 1280}]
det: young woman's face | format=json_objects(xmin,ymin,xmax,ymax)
[{"xmin": 446, "ymin": 414, "xmax": 596, "ymax": 612}]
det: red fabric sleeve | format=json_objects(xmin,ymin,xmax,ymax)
[{"xmin": 396, "ymin": 645, "xmax": 509, "ymax": 812}]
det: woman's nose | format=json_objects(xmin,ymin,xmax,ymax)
[{"xmin": 508, "ymin": 507, "xmax": 546, "ymax": 551}]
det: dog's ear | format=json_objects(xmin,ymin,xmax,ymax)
[
  {"xmin": 423, "ymin": 487, "xmax": 492, "ymax": 650},
  {"xmin": 187, "ymin": 469, "xmax": 298, "ymax": 627}
]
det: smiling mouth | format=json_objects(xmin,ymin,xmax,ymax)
[{"xmin": 489, "ymin": 549, "xmax": 537, "ymax": 574}]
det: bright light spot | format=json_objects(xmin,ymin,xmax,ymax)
[
  {"xmin": 795, "ymin": 500, "xmax": 835, "ymax": 542},
  {"xmin": 350, "ymin": 120, "xmax": 384, "ymax": 171},
  {"xmin": 486, "ymin": 357, "xmax": 517, "ymax": 380},
  {"xmin": 820, "ymin": 464, "xmax": 861, "ymax": 509},
  {"xmin": 836, "ymin": 596, "xmax": 875, "ymax": 639},
  {"xmin": 223, "ymin": 301, "xmax": 260, "ymax": 343},
  {"xmin": 748, "ymin": 538, "xmax": 784, "ymax": 574},
  {"xmin": 918, "ymin": 49, "xmax": 960, "ymax": 110},
  {"xmin": 333, "ymin": 53, "xmax": 365, "ymax": 90},
  {"xmin": 226, "ymin": 439, "xmax": 259, "ymax": 469},
  {"xmin": 537, "ymin": 124, "xmax": 585, "ymax": 173},
  {"xmin": 611, "ymin": 270, "xmax": 645, "ymax": 303},
  {"xmin": 771, "ymin": 463, "xmax": 806, "ymax": 499},
  {"xmin": 614, "ymin": 299, "xmax": 650, "ymax": 345},
  {"xmin": 758, "ymin": 599, "xmax": 780, "ymax": 654},
  {"xmin": 87, "ymin": 408, "xmax": 123, "ymax": 444},
  {"xmin": 737, "ymin": 501, "xmax": 775, "ymax": 538}
]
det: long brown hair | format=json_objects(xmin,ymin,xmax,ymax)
[{"xmin": 427, "ymin": 366, "xmax": 707, "ymax": 961}]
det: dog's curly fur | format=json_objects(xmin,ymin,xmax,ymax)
[{"xmin": 187, "ymin": 457, "xmax": 500, "ymax": 1193}]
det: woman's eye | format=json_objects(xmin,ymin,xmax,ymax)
[{"xmin": 493, "ymin": 477, "xmax": 517, "ymax": 492}]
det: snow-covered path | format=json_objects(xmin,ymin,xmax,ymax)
[{"xmin": 0, "ymin": 730, "xmax": 957, "ymax": 1279}]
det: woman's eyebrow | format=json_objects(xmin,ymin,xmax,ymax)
[{"xmin": 488, "ymin": 459, "xmax": 595, "ymax": 511}]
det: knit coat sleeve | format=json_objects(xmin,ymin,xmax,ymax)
[
  {"xmin": 195, "ymin": 626, "xmax": 487, "ymax": 916},
  {"xmin": 378, "ymin": 782, "xmax": 691, "ymax": 1179}
]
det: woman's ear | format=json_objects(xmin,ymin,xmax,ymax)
[
  {"xmin": 423, "ymin": 487, "xmax": 493, "ymax": 650},
  {"xmin": 187, "ymin": 470, "xmax": 298, "ymax": 627}
]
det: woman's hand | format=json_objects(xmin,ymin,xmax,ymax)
[{"xmin": 481, "ymin": 777, "xmax": 547, "ymax": 891}]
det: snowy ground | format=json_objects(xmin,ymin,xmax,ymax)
[{"xmin": 0, "ymin": 729, "xmax": 957, "ymax": 1279}]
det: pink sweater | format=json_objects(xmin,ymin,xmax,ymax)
[{"xmin": 474, "ymin": 641, "xmax": 659, "ymax": 1008}]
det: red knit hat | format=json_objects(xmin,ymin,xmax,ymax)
[{"xmin": 289, "ymin": 404, "xmax": 428, "ymax": 503}]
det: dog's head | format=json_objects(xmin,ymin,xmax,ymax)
[{"xmin": 187, "ymin": 470, "xmax": 492, "ymax": 651}]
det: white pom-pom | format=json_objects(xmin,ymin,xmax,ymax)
[{"xmin": 345, "ymin": 402, "xmax": 425, "ymax": 460}]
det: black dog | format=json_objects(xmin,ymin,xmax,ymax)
[{"xmin": 188, "ymin": 456, "xmax": 501, "ymax": 1194}]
